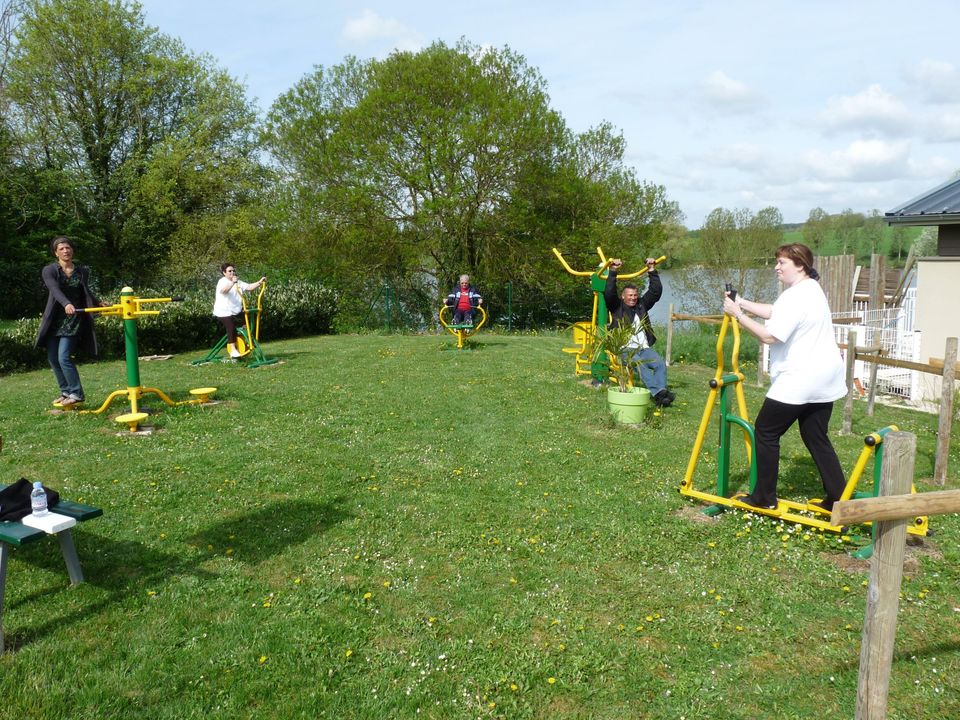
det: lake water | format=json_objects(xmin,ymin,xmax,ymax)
[{"xmin": 646, "ymin": 267, "xmax": 780, "ymax": 326}]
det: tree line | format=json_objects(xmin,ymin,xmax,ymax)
[
  {"xmin": 0, "ymin": 0, "xmax": 930, "ymax": 327},
  {"xmin": 0, "ymin": 0, "xmax": 683, "ymax": 324}
]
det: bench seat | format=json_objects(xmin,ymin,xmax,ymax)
[{"xmin": 0, "ymin": 488, "xmax": 103, "ymax": 653}]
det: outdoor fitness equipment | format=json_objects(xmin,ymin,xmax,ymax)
[
  {"xmin": 552, "ymin": 247, "xmax": 666, "ymax": 383},
  {"xmin": 679, "ymin": 288, "xmax": 929, "ymax": 545},
  {"xmin": 438, "ymin": 304, "xmax": 487, "ymax": 349},
  {"xmin": 191, "ymin": 282, "xmax": 278, "ymax": 368},
  {"xmin": 55, "ymin": 287, "xmax": 217, "ymax": 433}
]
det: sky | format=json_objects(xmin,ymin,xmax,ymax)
[{"xmin": 136, "ymin": 0, "xmax": 960, "ymax": 228}]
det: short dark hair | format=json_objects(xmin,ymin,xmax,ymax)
[
  {"xmin": 221, "ymin": 263, "xmax": 234, "ymax": 274},
  {"xmin": 50, "ymin": 235, "xmax": 73, "ymax": 255},
  {"xmin": 622, "ymin": 283, "xmax": 639, "ymax": 293},
  {"xmin": 776, "ymin": 243, "xmax": 819, "ymax": 280}
]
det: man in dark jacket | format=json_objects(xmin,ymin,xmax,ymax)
[
  {"xmin": 445, "ymin": 274, "xmax": 483, "ymax": 326},
  {"xmin": 604, "ymin": 257, "xmax": 675, "ymax": 407}
]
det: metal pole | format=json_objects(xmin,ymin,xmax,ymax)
[{"xmin": 506, "ymin": 281, "xmax": 512, "ymax": 332}]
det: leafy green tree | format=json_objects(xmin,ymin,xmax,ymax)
[
  {"xmin": 802, "ymin": 207, "xmax": 832, "ymax": 252},
  {"xmin": 889, "ymin": 224, "xmax": 909, "ymax": 263},
  {"xmin": 830, "ymin": 208, "xmax": 864, "ymax": 255},
  {"xmin": 677, "ymin": 206, "xmax": 783, "ymax": 312},
  {"xmin": 856, "ymin": 209, "xmax": 885, "ymax": 260},
  {"xmin": 5, "ymin": 0, "xmax": 263, "ymax": 285},
  {"xmin": 263, "ymin": 40, "xmax": 680, "ymax": 322}
]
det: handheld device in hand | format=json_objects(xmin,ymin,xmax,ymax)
[{"xmin": 725, "ymin": 283, "xmax": 737, "ymax": 302}]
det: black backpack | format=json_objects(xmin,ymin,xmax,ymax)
[{"xmin": 0, "ymin": 478, "xmax": 61, "ymax": 522}]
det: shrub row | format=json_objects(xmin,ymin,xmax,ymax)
[{"xmin": 0, "ymin": 280, "xmax": 337, "ymax": 375}]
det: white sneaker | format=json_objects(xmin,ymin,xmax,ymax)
[{"xmin": 229, "ymin": 348, "xmax": 242, "ymax": 358}]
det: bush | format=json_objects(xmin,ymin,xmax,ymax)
[{"xmin": 0, "ymin": 280, "xmax": 337, "ymax": 375}]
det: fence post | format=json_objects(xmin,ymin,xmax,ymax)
[
  {"xmin": 506, "ymin": 281, "xmax": 513, "ymax": 332},
  {"xmin": 855, "ymin": 431, "xmax": 915, "ymax": 720},
  {"xmin": 934, "ymin": 336, "xmax": 957, "ymax": 486},
  {"xmin": 666, "ymin": 303, "xmax": 674, "ymax": 366},
  {"xmin": 843, "ymin": 330, "xmax": 857, "ymax": 435}
]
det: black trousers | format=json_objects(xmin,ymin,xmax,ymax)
[
  {"xmin": 752, "ymin": 397, "xmax": 845, "ymax": 506},
  {"xmin": 217, "ymin": 313, "xmax": 243, "ymax": 343}
]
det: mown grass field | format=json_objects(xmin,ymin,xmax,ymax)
[{"xmin": 0, "ymin": 332, "xmax": 958, "ymax": 719}]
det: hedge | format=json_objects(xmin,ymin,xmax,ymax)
[{"xmin": 0, "ymin": 280, "xmax": 337, "ymax": 375}]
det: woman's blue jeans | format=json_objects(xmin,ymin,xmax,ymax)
[{"xmin": 47, "ymin": 335, "xmax": 84, "ymax": 399}]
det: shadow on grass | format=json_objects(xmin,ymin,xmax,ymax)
[{"xmin": 3, "ymin": 498, "xmax": 352, "ymax": 651}]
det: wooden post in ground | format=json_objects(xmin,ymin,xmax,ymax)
[
  {"xmin": 666, "ymin": 303, "xmax": 674, "ymax": 366},
  {"xmin": 865, "ymin": 255, "xmax": 885, "ymax": 416},
  {"xmin": 934, "ymin": 336, "xmax": 957, "ymax": 487},
  {"xmin": 830, "ymin": 475, "xmax": 960, "ymax": 720},
  {"xmin": 852, "ymin": 431, "xmax": 915, "ymax": 720},
  {"xmin": 843, "ymin": 330, "xmax": 857, "ymax": 435}
]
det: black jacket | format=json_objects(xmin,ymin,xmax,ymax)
[
  {"xmin": 603, "ymin": 268, "xmax": 662, "ymax": 346},
  {"xmin": 34, "ymin": 262, "xmax": 102, "ymax": 356}
]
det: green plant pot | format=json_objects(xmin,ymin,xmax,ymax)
[{"xmin": 607, "ymin": 386, "xmax": 651, "ymax": 424}]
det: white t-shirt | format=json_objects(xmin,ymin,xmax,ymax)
[
  {"xmin": 765, "ymin": 278, "xmax": 847, "ymax": 404},
  {"xmin": 627, "ymin": 313, "xmax": 650, "ymax": 351},
  {"xmin": 213, "ymin": 276, "xmax": 253, "ymax": 317}
]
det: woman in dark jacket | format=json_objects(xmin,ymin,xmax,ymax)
[{"xmin": 34, "ymin": 236, "xmax": 105, "ymax": 407}]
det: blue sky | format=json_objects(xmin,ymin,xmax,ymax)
[{"xmin": 137, "ymin": 0, "xmax": 960, "ymax": 228}]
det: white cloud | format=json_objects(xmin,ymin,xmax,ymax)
[
  {"xmin": 820, "ymin": 84, "xmax": 912, "ymax": 137},
  {"xmin": 699, "ymin": 143, "xmax": 766, "ymax": 172},
  {"xmin": 908, "ymin": 59, "xmax": 960, "ymax": 104},
  {"xmin": 341, "ymin": 9, "xmax": 423, "ymax": 53},
  {"xmin": 923, "ymin": 109, "xmax": 960, "ymax": 142},
  {"xmin": 804, "ymin": 139, "xmax": 911, "ymax": 181},
  {"xmin": 700, "ymin": 70, "xmax": 764, "ymax": 113}
]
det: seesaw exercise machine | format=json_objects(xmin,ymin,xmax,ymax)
[
  {"xmin": 679, "ymin": 287, "xmax": 929, "ymax": 549},
  {"xmin": 438, "ymin": 304, "xmax": 487, "ymax": 349},
  {"xmin": 55, "ymin": 287, "xmax": 217, "ymax": 433},
  {"xmin": 552, "ymin": 247, "xmax": 666, "ymax": 383},
  {"xmin": 191, "ymin": 282, "xmax": 278, "ymax": 368}
]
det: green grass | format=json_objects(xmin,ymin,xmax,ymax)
[{"xmin": 1, "ymin": 332, "xmax": 958, "ymax": 719}]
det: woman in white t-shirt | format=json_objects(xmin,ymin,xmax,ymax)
[
  {"xmin": 213, "ymin": 263, "xmax": 266, "ymax": 358},
  {"xmin": 721, "ymin": 243, "xmax": 847, "ymax": 512}
]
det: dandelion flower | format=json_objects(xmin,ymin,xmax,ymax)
[
  {"xmin": 547, "ymin": 677, "xmax": 556, "ymax": 685},
  {"xmin": 258, "ymin": 655, "xmax": 267, "ymax": 664}
]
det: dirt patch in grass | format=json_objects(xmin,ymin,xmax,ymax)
[
  {"xmin": 823, "ymin": 537, "xmax": 942, "ymax": 577},
  {"xmin": 676, "ymin": 505, "xmax": 721, "ymax": 524}
]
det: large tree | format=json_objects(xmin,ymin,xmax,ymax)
[
  {"xmin": 4, "ymin": 0, "xmax": 263, "ymax": 286},
  {"xmin": 263, "ymin": 40, "xmax": 680, "ymax": 318},
  {"xmin": 676, "ymin": 206, "xmax": 784, "ymax": 313}
]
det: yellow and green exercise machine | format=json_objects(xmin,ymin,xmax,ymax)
[
  {"xmin": 56, "ymin": 287, "xmax": 217, "ymax": 432},
  {"xmin": 552, "ymin": 246, "xmax": 666, "ymax": 384},
  {"xmin": 679, "ymin": 290, "xmax": 928, "ymax": 556}
]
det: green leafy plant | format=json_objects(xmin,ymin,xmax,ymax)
[{"xmin": 591, "ymin": 320, "xmax": 645, "ymax": 391}]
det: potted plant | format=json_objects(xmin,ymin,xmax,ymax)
[{"xmin": 591, "ymin": 322, "xmax": 652, "ymax": 424}]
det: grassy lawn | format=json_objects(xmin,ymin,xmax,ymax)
[{"xmin": 0, "ymin": 332, "xmax": 958, "ymax": 719}]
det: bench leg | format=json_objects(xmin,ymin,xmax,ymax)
[
  {"xmin": 1, "ymin": 542, "xmax": 8, "ymax": 653},
  {"xmin": 57, "ymin": 530, "xmax": 84, "ymax": 585}
]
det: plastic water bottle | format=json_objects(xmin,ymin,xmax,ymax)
[{"xmin": 30, "ymin": 481, "xmax": 48, "ymax": 517}]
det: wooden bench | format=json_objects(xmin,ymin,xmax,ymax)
[{"xmin": 0, "ymin": 491, "xmax": 103, "ymax": 653}]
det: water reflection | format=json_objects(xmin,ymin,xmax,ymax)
[{"xmin": 648, "ymin": 267, "xmax": 780, "ymax": 326}]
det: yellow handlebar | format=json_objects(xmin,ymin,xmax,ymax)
[{"xmin": 552, "ymin": 247, "xmax": 666, "ymax": 279}]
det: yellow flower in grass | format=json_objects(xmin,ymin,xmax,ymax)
[
  {"xmin": 345, "ymin": 649, "xmax": 353, "ymax": 658},
  {"xmin": 258, "ymin": 655, "xmax": 268, "ymax": 664},
  {"xmin": 382, "ymin": 580, "xmax": 391, "ymax": 588},
  {"xmin": 363, "ymin": 592, "xmax": 372, "ymax": 600},
  {"xmin": 547, "ymin": 677, "xmax": 556, "ymax": 685}
]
